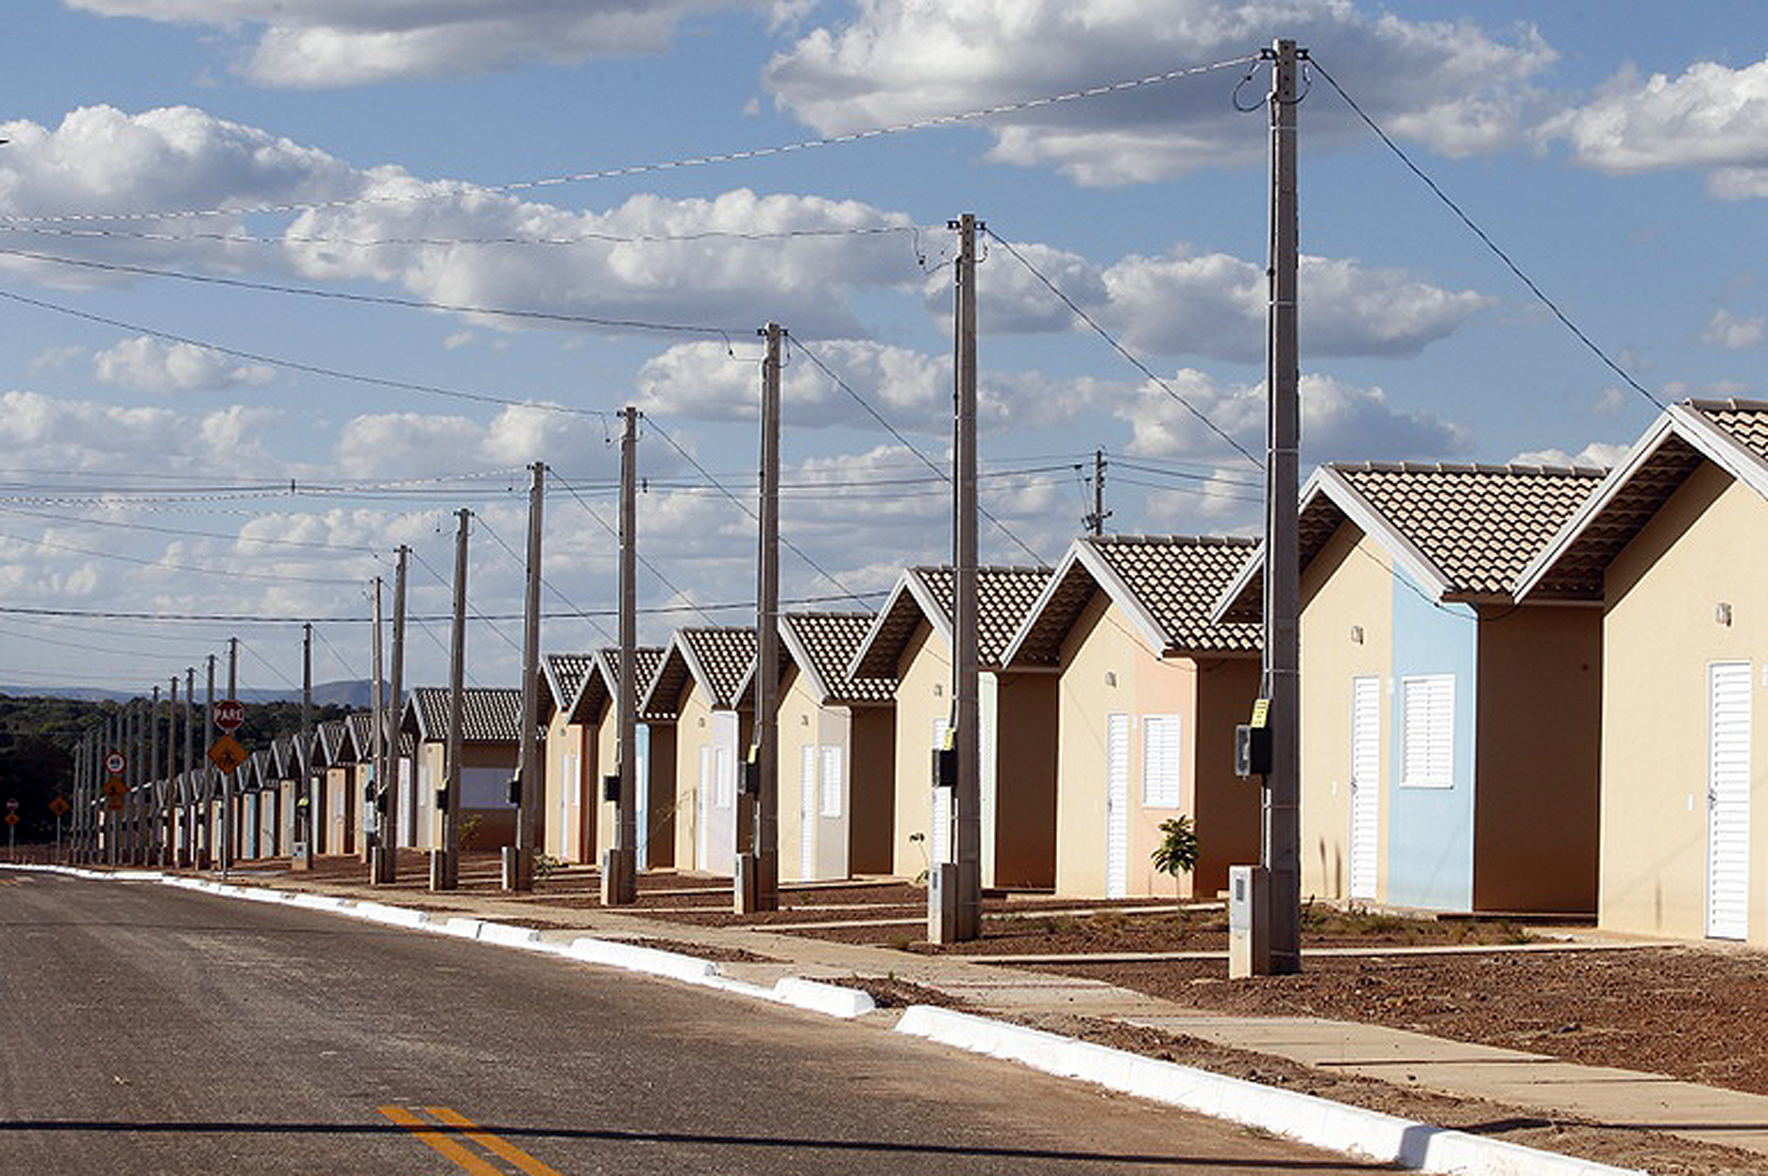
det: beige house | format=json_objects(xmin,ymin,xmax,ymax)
[
  {"xmin": 1004, "ymin": 535, "xmax": 1263, "ymax": 900},
  {"xmin": 849, "ymin": 566, "xmax": 1054, "ymax": 888},
  {"xmin": 737, "ymin": 613, "xmax": 897, "ymax": 882},
  {"xmin": 1518, "ymin": 399, "xmax": 1768, "ymax": 943},
  {"xmin": 641, "ymin": 628, "xmax": 756, "ymax": 875},
  {"xmin": 1216, "ymin": 462, "xmax": 1606, "ymax": 915},
  {"xmin": 539, "ymin": 652, "xmax": 597, "ymax": 863},
  {"xmin": 567, "ymin": 646, "xmax": 675, "ymax": 870},
  {"xmin": 400, "ymin": 687, "xmax": 522, "ymax": 851},
  {"xmin": 314, "ymin": 718, "xmax": 355, "ymax": 856}
]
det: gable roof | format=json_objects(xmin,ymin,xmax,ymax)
[
  {"xmin": 401, "ymin": 687, "xmax": 523, "ymax": 744},
  {"xmin": 1005, "ymin": 535, "xmax": 1263, "ymax": 667},
  {"xmin": 1215, "ymin": 461, "xmax": 1608, "ymax": 622},
  {"xmin": 849, "ymin": 565, "xmax": 1052, "ymax": 679},
  {"xmin": 640, "ymin": 628, "xmax": 757, "ymax": 715},
  {"xmin": 759, "ymin": 612, "xmax": 897, "ymax": 706},
  {"xmin": 315, "ymin": 719, "xmax": 350, "ymax": 767},
  {"xmin": 1516, "ymin": 399, "xmax": 1768, "ymax": 601},
  {"xmin": 567, "ymin": 646, "xmax": 668, "ymax": 724},
  {"xmin": 541, "ymin": 652, "xmax": 595, "ymax": 715}
]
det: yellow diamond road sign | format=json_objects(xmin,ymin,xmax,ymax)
[
  {"xmin": 48, "ymin": 795, "xmax": 69, "ymax": 816},
  {"xmin": 209, "ymin": 733, "xmax": 249, "ymax": 773},
  {"xmin": 103, "ymin": 777, "xmax": 127, "ymax": 799}
]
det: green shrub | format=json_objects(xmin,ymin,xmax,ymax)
[{"xmin": 1150, "ymin": 815, "xmax": 1197, "ymax": 878}]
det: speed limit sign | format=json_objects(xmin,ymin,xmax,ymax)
[{"xmin": 105, "ymin": 751, "xmax": 125, "ymax": 775}]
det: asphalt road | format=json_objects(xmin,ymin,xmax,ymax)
[{"xmin": 0, "ymin": 871, "xmax": 1377, "ymax": 1175}]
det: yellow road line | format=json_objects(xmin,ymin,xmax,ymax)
[
  {"xmin": 376, "ymin": 1105, "xmax": 505, "ymax": 1176},
  {"xmin": 424, "ymin": 1106, "xmax": 567, "ymax": 1176}
]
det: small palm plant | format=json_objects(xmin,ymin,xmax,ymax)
[{"xmin": 1149, "ymin": 815, "xmax": 1197, "ymax": 892}]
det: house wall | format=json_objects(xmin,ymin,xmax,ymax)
[
  {"xmin": 891, "ymin": 620, "xmax": 950, "ymax": 878},
  {"xmin": 1298, "ymin": 523, "xmax": 1394, "ymax": 903},
  {"xmin": 1386, "ymin": 564, "xmax": 1478, "ymax": 911},
  {"xmin": 849, "ymin": 706, "xmax": 895, "ymax": 875},
  {"xmin": 779, "ymin": 667, "xmax": 857, "ymax": 883},
  {"xmin": 671, "ymin": 683, "xmax": 743, "ymax": 874},
  {"xmin": 326, "ymin": 764, "xmax": 354, "ymax": 855},
  {"xmin": 991, "ymin": 671, "xmax": 1059, "ymax": 889},
  {"xmin": 1473, "ymin": 603, "xmax": 1603, "ymax": 914},
  {"xmin": 1601, "ymin": 463, "xmax": 1768, "ymax": 943},
  {"xmin": 460, "ymin": 742, "xmax": 519, "ymax": 849},
  {"xmin": 543, "ymin": 710, "xmax": 594, "ymax": 863},
  {"xmin": 642, "ymin": 723, "xmax": 675, "ymax": 869}
]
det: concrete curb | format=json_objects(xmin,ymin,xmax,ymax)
[
  {"xmin": 893, "ymin": 1006, "xmax": 1641, "ymax": 1176},
  {"xmin": 1, "ymin": 863, "xmax": 1638, "ymax": 1174}
]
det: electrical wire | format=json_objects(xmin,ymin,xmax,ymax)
[
  {"xmin": 0, "ymin": 525, "xmax": 362, "ymax": 586},
  {"xmin": 553, "ymin": 474, "xmax": 720, "ymax": 628},
  {"xmin": 0, "ymin": 222, "xmax": 922, "ymax": 249},
  {"xmin": 472, "ymin": 510, "xmax": 619, "ymax": 648}
]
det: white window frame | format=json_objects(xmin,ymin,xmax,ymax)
[
  {"xmin": 819, "ymin": 745, "xmax": 843, "ymax": 819},
  {"xmin": 1399, "ymin": 673, "xmax": 1455, "ymax": 789},
  {"xmin": 1141, "ymin": 714, "xmax": 1184, "ymax": 809}
]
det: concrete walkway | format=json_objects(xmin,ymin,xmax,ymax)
[{"xmin": 72, "ymin": 865, "xmax": 1768, "ymax": 1163}]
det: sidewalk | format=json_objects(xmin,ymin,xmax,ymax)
[{"xmin": 34, "ymin": 859, "xmax": 1765, "ymax": 1171}]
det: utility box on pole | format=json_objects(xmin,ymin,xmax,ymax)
[{"xmin": 1228, "ymin": 865, "xmax": 1270, "ymax": 979}]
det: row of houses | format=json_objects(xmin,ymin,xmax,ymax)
[{"xmin": 171, "ymin": 397, "xmax": 1768, "ymax": 950}]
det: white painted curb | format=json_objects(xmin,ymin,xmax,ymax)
[
  {"xmin": 567, "ymin": 937, "xmax": 718, "ymax": 982},
  {"xmin": 349, "ymin": 901, "xmax": 430, "ymax": 930},
  {"xmin": 894, "ymin": 1006, "xmax": 1642, "ymax": 1176},
  {"xmin": 771, "ymin": 976, "xmax": 876, "ymax": 1019}
]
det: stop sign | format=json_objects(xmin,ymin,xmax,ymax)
[{"xmin": 215, "ymin": 699, "xmax": 246, "ymax": 731}]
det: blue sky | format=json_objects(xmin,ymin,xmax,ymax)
[{"xmin": 1, "ymin": 0, "xmax": 1765, "ymax": 696}]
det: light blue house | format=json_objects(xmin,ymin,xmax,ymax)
[{"xmin": 1215, "ymin": 461, "xmax": 1607, "ymax": 914}]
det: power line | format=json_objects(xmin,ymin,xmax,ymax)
[
  {"xmin": 0, "ymin": 285, "xmax": 618, "ymax": 420},
  {"xmin": 983, "ymin": 227, "xmax": 1265, "ymax": 469},
  {"xmin": 0, "ymin": 525, "xmax": 362, "ymax": 585},
  {"xmin": 0, "ymin": 502, "xmax": 382, "ymax": 555},
  {"xmin": 0, "ymin": 222, "xmax": 923, "ymax": 249},
  {"xmin": 553, "ymin": 474, "xmax": 719, "ymax": 628},
  {"xmin": 5, "ymin": 55, "xmax": 1262, "ymax": 228},
  {"xmin": 1308, "ymin": 56, "xmax": 1665, "ymax": 413},
  {"xmin": 473, "ymin": 510, "xmax": 619, "ymax": 648}
]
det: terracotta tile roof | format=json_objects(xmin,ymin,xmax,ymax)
[
  {"xmin": 1519, "ymin": 399, "xmax": 1768, "ymax": 600},
  {"xmin": 1218, "ymin": 462, "xmax": 1606, "ymax": 619},
  {"xmin": 850, "ymin": 566, "xmax": 1053, "ymax": 678},
  {"xmin": 343, "ymin": 709, "xmax": 413, "ymax": 759},
  {"xmin": 642, "ymin": 628, "xmax": 756, "ymax": 714},
  {"xmin": 403, "ymin": 687, "xmax": 523, "ymax": 744},
  {"xmin": 569, "ymin": 646, "xmax": 668, "ymax": 724},
  {"xmin": 315, "ymin": 719, "xmax": 350, "ymax": 766},
  {"xmin": 1008, "ymin": 535, "xmax": 1263, "ymax": 666},
  {"xmin": 542, "ymin": 652, "xmax": 595, "ymax": 713},
  {"xmin": 780, "ymin": 612, "xmax": 897, "ymax": 704}
]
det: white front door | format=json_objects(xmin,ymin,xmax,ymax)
[
  {"xmin": 1349, "ymin": 675, "xmax": 1381, "ymax": 901},
  {"xmin": 1106, "ymin": 713, "xmax": 1130, "ymax": 899},
  {"xmin": 800, "ymin": 744, "xmax": 818, "ymax": 882},
  {"xmin": 1708, "ymin": 662, "xmax": 1751, "ymax": 940},
  {"xmin": 696, "ymin": 744, "xmax": 712, "ymax": 870}
]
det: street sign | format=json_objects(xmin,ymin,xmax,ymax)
[
  {"xmin": 209, "ymin": 733, "xmax": 249, "ymax": 773},
  {"xmin": 102, "ymin": 778, "xmax": 127, "ymax": 799},
  {"xmin": 215, "ymin": 699, "xmax": 246, "ymax": 732},
  {"xmin": 4, "ymin": 814, "xmax": 16, "ymax": 827},
  {"xmin": 104, "ymin": 751, "xmax": 125, "ymax": 775},
  {"xmin": 47, "ymin": 796, "xmax": 69, "ymax": 816},
  {"xmin": 4, "ymin": 798, "xmax": 16, "ymax": 812},
  {"xmin": 106, "ymin": 794, "xmax": 124, "ymax": 812}
]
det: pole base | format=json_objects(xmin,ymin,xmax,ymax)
[
  {"xmin": 370, "ymin": 845, "xmax": 395, "ymax": 885},
  {"xmin": 429, "ymin": 848, "xmax": 458, "ymax": 891},
  {"xmin": 502, "ymin": 845, "xmax": 533, "ymax": 892},
  {"xmin": 600, "ymin": 846, "xmax": 636, "ymax": 906}
]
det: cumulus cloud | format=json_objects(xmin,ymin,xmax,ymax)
[
  {"xmin": 93, "ymin": 336, "xmax": 276, "ymax": 392},
  {"xmin": 1509, "ymin": 441, "xmax": 1628, "ymax": 470},
  {"xmin": 67, "ymin": 0, "xmax": 759, "ymax": 87},
  {"xmin": 1701, "ymin": 309, "xmax": 1766, "ymax": 350},
  {"xmin": 0, "ymin": 389, "xmax": 289, "ymax": 478},
  {"xmin": 331, "ymin": 403, "xmax": 613, "ymax": 478},
  {"xmin": 766, "ymin": 0, "xmax": 1556, "ymax": 185},
  {"xmin": 1538, "ymin": 58, "xmax": 1768, "ymax": 197},
  {"xmin": 1116, "ymin": 370, "xmax": 1470, "ymax": 465},
  {"xmin": 961, "ymin": 241, "xmax": 1491, "ymax": 362}
]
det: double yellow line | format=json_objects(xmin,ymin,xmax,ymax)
[{"xmin": 379, "ymin": 1105, "xmax": 564, "ymax": 1175}]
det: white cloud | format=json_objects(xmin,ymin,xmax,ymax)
[
  {"xmin": 766, "ymin": 0, "xmax": 1555, "ymax": 185},
  {"xmin": 1701, "ymin": 309, "xmax": 1766, "ymax": 350},
  {"xmin": 1116, "ymin": 370, "xmax": 1470, "ymax": 464},
  {"xmin": 93, "ymin": 335, "xmax": 276, "ymax": 392},
  {"xmin": 67, "ymin": 0, "xmax": 759, "ymax": 87},
  {"xmin": 1509, "ymin": 442, "xmax": 1627, "ymax": 470},
  {"xmin": 962, "ymin": 242, "xmax": 1491, "ymax": 362},
  {"xmin": 331, "ymin": 403, "xmax": 613, "ymax": 478},
  {"xmin": 0, "ymin": 389, "xmax": 289, "ymax": 477},
  {"xmin": 1538, "ymin": 58, "xmax": 1768, "ymax": 197}
]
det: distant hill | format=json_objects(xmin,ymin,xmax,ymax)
[{"xmin": 0, "ymin": 680, "xmax": 374, "ymax": 707}]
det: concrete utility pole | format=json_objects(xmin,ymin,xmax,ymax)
[
  {"xmin": 1084, "ymin": 449, "xmax": 1111, "ymax": 536},
  {"xmin": 369, "ymin": 576, "xmax": 385, "ymax": 869},
  {"xmin": 1252, "ymin": 37, "xmax": 1304, "ymax": 977},
  {"xmin": 378, "ymin": 547, "xmax": 408, "ymax": 881},
  {"xmin": 435, "ymin": 508, "xmax": 469, "ymax": 891},
  {"xmin": 182, "ymin": 667, "xmax": 195, "ymax": 867},
  {"xmin": 203, "ymin": 654, "xmax": 215, "ymax": 869},
  {"xmin": 739, "ymin": 323, "xmax": 784, "ymax": 914},
  {"xmin": 932, "ymin": 212, "xmax": 984, "ymax": 944},
  {"xmin": 223, "ymin": 637, "xmax": 238, "ymax": 876},
  {"xmin": 149, "ymin": 686, "xmax": 161, "ymax": 866},
  {"xmin": 509, "ymin": 462, "xmax": 545, "ymax": 892},
  {"xmin": 604, "ymin": 409, "xmax": 640, "ymax": 906},
  {"xmin": 297, "ymin": 627, "xmax": 314, "ymax": 872},
  {"xmin": 166, "ymin": 676, "xmax": 178, "ymax": 866}
]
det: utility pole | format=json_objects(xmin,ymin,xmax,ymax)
[
  {"xmin": 1084, "ymin": 449, "xmax": 1112, "ymax": 536},
  {"xmin": 932, "ymin": 212, "xmax": 983, "ymax": 944},
  {"xmin": 509, "ymin": 462, "xmax": 545, "ymax": 892},
  {"xmin": 378, "ymin": 548, "xmax": 408, "ymax": 882},
  {"xmin": 1251, "ymin": 37, "xmax": 1304, "ymax": 977},
  {"xmin": 166, "ymin": 675, "xmax": 178, "ymax": 866},
  {"xmin": 203, "ymin": 654, "xmax": 215, "ymax": 869},
  {"xmin": 223, "ymin": 637, "xmax": 238, "ymax": 876},
  {"xmin": 603, "ymin": 410, "xmax": 639, "ymax": 906},
  {"xmin": 149, "ymin": 685, "xmax": 162, "ymax": 866},
  {"xmin": 739, "ymin": 323, "xmax": 784, "ymax": 913},
  {"xmin": 182, "ymin": 667, "xmax": 195, "ymax": 867},
  {"xmin": 435, "ymin": 508, "xmax": 469, "ymax": 891},
  {"xmin": 296, "ymin": 626, "xmax": 314, "ymax": 872},
  {"xmin": 369, "ymin": 576, "xmax": 385, "ymax": 869}
]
